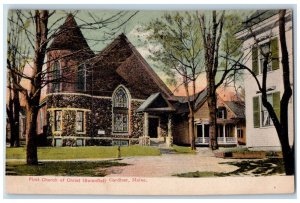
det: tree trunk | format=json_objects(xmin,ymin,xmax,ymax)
[
  {"xmin": 259, "ymin": 10, "xmax": 294, "ymax": 175},
  {"xmin": 188, "ymin": 113, "xmax": 196, "ymax": 150},
  {"xmin": 278, "ymin": 9, "xmax": 294, "ymax": 175},
  {"xmin": 24, "ymin": 10, "xmax": 49, "ymax": 165},
  {"xmin": 7, "ymin": 90, "xmax": 21, "ymax": 147},
  {"xmin": 206, "ymin": 71, "xmax": 218, "ymax": 150},
  {"xmin": 207, "ymin": 92, "xmax": 218, "ymax": 150},
  {"xmin": 281, "ymin": 144, "xmax": 294, "ymax": 175},
  {"xmin": 12, "ymin": 89, "xmax": 20, "ymax": 147},
  {"xmin": 26, "ymin": 107, "xmax": 38, "ymax": 165},
  {"xmin": 184, "ymin": 78, "xmax": 196, "ymax": 150}
]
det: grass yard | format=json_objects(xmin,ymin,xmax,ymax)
[
  {"xmin": 172, "ymin": 145, "xmax": 196, "ymax": 154},
  {"xmin": 6, "ymin": 161, "xmax": 127, "ymax": 176},
  {"xmin": 6, "ymin": 145, "xmax": 161, "ymax": 160},
  {"xmin": 174, "ymin": 158, "xmax": 285, "ymax": 177}
]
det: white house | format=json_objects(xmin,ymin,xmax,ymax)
[{"xmin": 235, "ymin": 10, "xmax": 294, "ymax": 151}]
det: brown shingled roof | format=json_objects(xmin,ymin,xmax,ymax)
[
  {"xmin": 87, "ymin": 33, "xmax": 173, "ymax": 99},
  {"xmin": 48, "ymin": 14, "xmax": 94, "ymax": 56}
]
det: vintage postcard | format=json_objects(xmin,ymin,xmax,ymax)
[{"xmin": 4, "ymin": 6, "xmax": 295, "ymax": 196}]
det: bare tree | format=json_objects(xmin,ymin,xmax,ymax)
[
  {"xmin": 197, "ymin": 11, "xmax": 243, "ymax": 150},
  {"xmin": 197, "ymin": 11, "xmax": 225, "ymax": 150},
  {"xmin": 146, "ymin": 12, "xmax": 203, "ymax": 149},
  {"xmin": 7, "ymin": 9, "xmax": 138, "ymax": 164},
  {"xmin": 6, "ymin": 12, "xmax": 30, "ymax": 147}
]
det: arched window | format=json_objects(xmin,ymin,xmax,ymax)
[
  {"xmin": 51, "ymin": 61, "xmax": 60, "ymax": 92},
  {"xmin": 112, "ymin": 87, "xmax": 129, "ymax": 133}
]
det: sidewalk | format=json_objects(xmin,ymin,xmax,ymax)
[{"xmin": 105, "ymin": 149, "xmax": 240, "ymax": 177}]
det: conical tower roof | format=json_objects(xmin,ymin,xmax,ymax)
[{"xmin": 48, "ymin": 14, "xmax": 93, "ymax": 55}]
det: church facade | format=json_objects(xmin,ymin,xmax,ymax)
[{"xmin": 37, "ymin": 14, "xmax": 175, "ymax": 147}]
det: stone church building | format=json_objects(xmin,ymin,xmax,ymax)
[
  {"xmin": 37, "ymin": 14, "xmax": 176, "ymax": 147},
  {"xmin": 36, "ymin": 14, "xmax": 245, "ymax": 147}
]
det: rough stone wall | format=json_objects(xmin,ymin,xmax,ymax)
[
  {"xmin": 61, "ymin": 110, "xmax": 76, "ymax": 137},
  {"xmin": 47, "ymin": 94, "xmax": 91, "ymax": 138},
  {"xmin": 46, "ymin": 94, "xmax": 145, "ymax": 140},
  {"xmin": 90, "ymin": 98, "xmax": 112, "ymax": 137},
  {"xmin": 47, "ymin": 94, "xmax": 92, "ymax": 109},
  {"xmin": 130, "ymin": 100, "xmax": 144, "ymax": 138}
]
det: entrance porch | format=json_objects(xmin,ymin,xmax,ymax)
[
  {"xmin": 195, "ymin": 121, "xmax": 238, "ymax": 146},
  {"xmin": 137, "ymin": 93, "xmax": 175, "ymax": 147}
]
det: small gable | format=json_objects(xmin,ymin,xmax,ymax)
[{"xmin": 137, "ymin": 93, "xmax": 175, "ymax": 113}]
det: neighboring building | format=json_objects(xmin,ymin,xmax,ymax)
[
  {"xmin": 6, "ymin": 107, "xmax": 27, "ymax": 145},
  {"xmin": 235, "ymin": 10, "xmax": 294, "ymax": 150},
  {"xmin": 171, "ymin": 88, "xmax": 246, "ymax": 146}
]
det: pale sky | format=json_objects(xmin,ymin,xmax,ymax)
[
  {"xmin": 70, "ymin": 10, "xmax": 253, "ymax": 96},
  {"xmin": 11, "ymin": 10, "xmax": 255, "ymax": 98}
]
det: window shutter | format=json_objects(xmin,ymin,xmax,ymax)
[
  {"xmin": 273, "ymin": 91, "xmax": 280, "ymax": 121},
  {"xmin": 253, "ymin": 96, "xmax": 260, "ymax": 128},
  {"xmin": 252, "ymin": 47, "xmax": 259, "ymax": 75},
  {"xmin": 271, "ymin": 38, "xmax": 279, "ymax": 70}
]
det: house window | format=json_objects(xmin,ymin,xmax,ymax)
[
  {"xmin": 51, "ymin": 61, "xmax": 60, "ymax": 92},
  {"xmin": 76, "ymin": 111, "xmax": 84, "ymax": 132},
  {"xmin": 237, "ymin": 125, "xmax": 243, "ymax": 138},
  {"xmin": 77, "ymin": 64, "xmax": 86, "ymax": 91},
  {"xmin": 112, "ymin": 87, "xmax": 129, "ymax": 133},
  {"xmin": 261, "ymin": 94, "xmax": 273, "ymax": 127},
  {"xmin": 252, "ymin": 38, "xmax": 279, "ymax": 75},
  {"xmin": 253, "ymin": 92, "xmax": 280, "ymax": 128},
  {"xmin": 217, "ymin": 107, "xmax": 227, "ymax": 119},
  {"xmin": 54, "ymin": 110, "xmax": 62, "ymax": 131}
]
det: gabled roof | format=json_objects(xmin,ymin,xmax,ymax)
[
  {"xmin": 194, "ymin": 88, "xmax": 208, "ymax": 109},
  {"xmin": 174, "ymin": 88, "xmax": 207, "ymax": 105},
  {"xmin": 224, "ymin": 101, "xmax": 245, "ymax": 118},
  {"xmin": 137, "ymin": 92, "xmax": 175, "ymax": 113},
  {"xmin": 48, "ymin": 14, "xmax": 94, "ymax": 56},
  {"xmin": 87, "ymin": 33, "xmax": 173, "ymax": 99},
  {"xmin": 171, "ymin": 88, "xmax": 207, "ymax": 114}
]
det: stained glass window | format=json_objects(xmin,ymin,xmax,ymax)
[
  {"xmin": 76, "ymin": 111, "xmax": 84, "ymax": 132},
  {"xmin": 54, "ymin": 110, "xmax": 62, "ymax": 131},
  {"xmin": 113, "ymin": 87, "xmax": 129, "ymax": 133},
  {"xmin": 114, "ymin": 88, "xmax": 128, "ymax": 108}
]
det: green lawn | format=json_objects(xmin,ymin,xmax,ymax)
[
  {"xmin": 6, "ymin": 161, "xmax": 127, "ymax": 176},
  {"xmin": 172, "ymin": 145, "xmax": 196, "ymax": 154},
  {"xmin": 6, "ymin": 146, "xmax": 161, "ymax": 160}
]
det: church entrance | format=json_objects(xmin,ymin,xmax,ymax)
[{"xmin": 148, "ymin": 117, "xmax": 159, "ymax": 138}]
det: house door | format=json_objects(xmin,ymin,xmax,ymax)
[
  {"xmin": 197, "ymin": 125, "xmax": 203, "ymax": 138},
  {"xmin": 148, "ymin": 117, "xmax": 159, "ymax": 138}
]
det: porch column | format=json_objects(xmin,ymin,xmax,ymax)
[
  {"xmin": 143, "ymin": 112, "xmax": 149, "ymax": 137},
  {"xmin": 234, "ymin": 125, "xmax": 238, "ymax": 145},
  {"xmin": 167, "ymin": 115, "xmax": 172, "ymax": 137},
  {"xmin": 166, "ymin": 114, "xmax": 173, "ymax": 147},
  {"xmin": 140, "ymin": 112, "xmax": 149, "ymax": 146},
  {"xmin": 202, "ymin": 123, "xmax": 205, "ymax": 143},
  {"xmin": 223, "ymin": 124, "xmax": 226, "ymax": 144}
]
